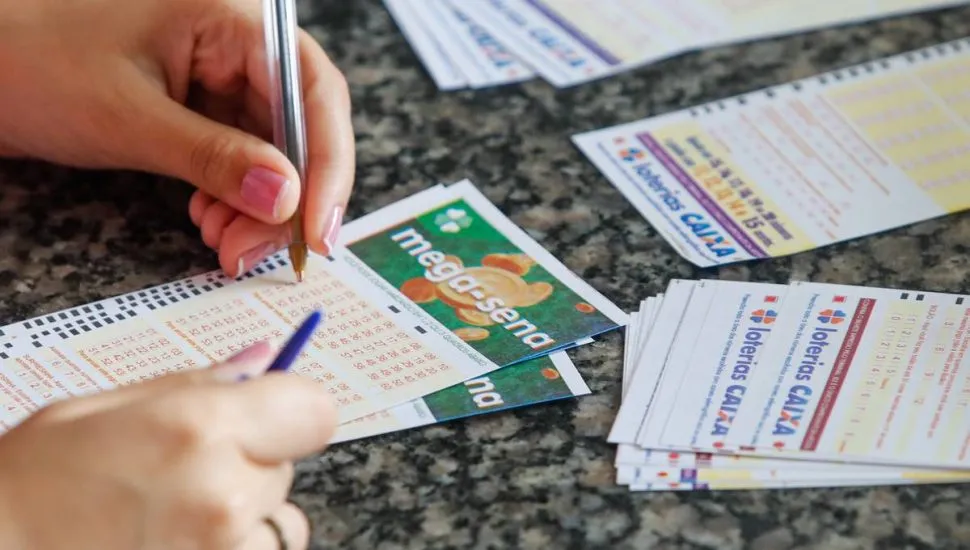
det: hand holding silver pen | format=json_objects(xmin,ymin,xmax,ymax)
[
  {"xmin": 0, "ymin": 0, "xmax": 356, "ymax": 280},
  {"xmin": 190, "ymin": 0, "xmax": 355, "ymax": 281}
]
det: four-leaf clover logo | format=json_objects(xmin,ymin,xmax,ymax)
[{"xmin": 435, "ymin": 208, "xmax": 472, "ymax": 233}]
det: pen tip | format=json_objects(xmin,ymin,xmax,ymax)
[{"xmin": 287, "ymin": 242, "xmax": 308, "ymax": 284}]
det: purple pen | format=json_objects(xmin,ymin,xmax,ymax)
[{"xmin": 266, "ymin": 310, "xmax": 324, "ymax": 372}]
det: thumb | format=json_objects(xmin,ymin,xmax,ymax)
[{"xmin": 133, "ymin": 92, "xmax": 300, "ymax": 226}]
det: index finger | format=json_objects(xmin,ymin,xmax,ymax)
[
  {"xmin": 225, "ymin": 373, "xmax": 339, "ymax": 463},
  {"xmin": 297, "ymin": 30, "xmax": 355, "ymax": 255},
  {"xmin": 28, "ymin": 342, "xmax": 276, "ymax": 425}
]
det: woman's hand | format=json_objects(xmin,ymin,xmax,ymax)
[
  {"xmin": 0, "ymin": 342, "xmax": 336, "ymax": 550},
  {"xmin": 0, "ymin": 0, "xmax": 354, "ymax": 276}
]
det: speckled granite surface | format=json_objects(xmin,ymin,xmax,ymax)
[{"xmin": 2, "ymin": 1, "xmax": 970, "ymax": 548}]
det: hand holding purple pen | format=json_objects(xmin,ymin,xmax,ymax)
[{"xmin": 0, "ymin": 310, "xmax": 334, "ymax": 550}]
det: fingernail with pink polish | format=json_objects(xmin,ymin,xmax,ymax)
[
  {"xmin": 321, "ymin": 206, "xmax": 344, "ymax": 253},
  {"xmin": 214, "ymin": 341, "xmax": 273, "ymax": 382},
  {"xmin": 225, "ymin": 341, "xmax": 272, "ymax": 364},
  {"xmin": 236, "ymin": 242, "xmax": 278, "ymax": 278},
  {"xmin": 241, "ymin": 167, "xmax": 289, "ymax": 219}
]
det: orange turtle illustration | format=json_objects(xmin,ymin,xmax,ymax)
[{"xmin": 399, "ymin": 253, "xmax": 558, "ymax": 342}]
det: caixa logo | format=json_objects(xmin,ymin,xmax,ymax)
[
  {"xmin": 461, "ymin": 16, "xmax": 517, "ymax": 69},
  {"xmin": 710, "ymin": 385, "xmax": 744, "ymax": 437},
  {"xmin": 528, "ymin": 28, "xmax": 588, "ymax": 68},
  {"xmin": 679, "ymin": 213, "xmax": 737, "ymax": 258},
  {"xmin": 772, "ymin": 385, "xmax": 812, "ymax": 437}
]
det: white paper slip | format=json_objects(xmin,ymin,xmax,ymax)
[
  {"xmin": 631, "ymin": 296, "xmax": 659, "ymax": 380},
  {"xmin": 613, "ymin": 438, "xmax": 970, "ymax": 487},
  {"xmin": 388, "ymin": 0, "xmax": 967, "ymax": 90},
  {"xmin": 420, "ymin": 0, "xmax": 535, "ymax": 88},
  {"xmin": 618, "ymin": 463, "xmax": 888, "ymax": 485},
  {"xmin": 616, "ymin": 303, "xmax": 641, "ymax": 471},
  {"xmin": 623, "ymin": 464, "xmax": 970, "ymax": 487},
  {"xmin": 607, "ymin": 280, "xmax": 695, "ymax": 444},
  {"xmin": 459, "ymin": 0, "xmax": 687, "ymax": 88},
  {"xmin": 458, "ymin": 0, "xmax": 966, "ymax": 88},
  {"xmin": 621, "ymin": 312, "xmax": 637, "ymax": 399},
  {"xmin": 649, "ymin": 281, "xmax": 789, "ymax": 452},
  {"xmin": 615, "ymin": 297, "xmax": 661, "ymax": 470},
  {"xmin": 727, "ymin": 281, "xmax": 970, "ymax": 469},
  {"xmin": 616, "ymin": 438, "xmax": 970, "ymax": 478},
  {"xmin": 656, "ymin": 0, "xmax": 970, "ymax": 52},
  {"xmin": 574, "ymin": 38, "xmax": 970, "ymax": 267},
  {"xmin": 616, "ymin": 454, "xmax": 970, "ymax": 485},
  {"xmin": 384, "ymin": 0, "xmax": 467, "ymax": 90},
  {"xmin": 635, "ymin": 281, "xmax": 722, "ymax": 449},
  {"xmin": 621, "ymin": 297, "xmax": 658, "ymax": 399},
  {"xmin": 627, "ymin": 476, "xmax": 954, "ymax": 492}
]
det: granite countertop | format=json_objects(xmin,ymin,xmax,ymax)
[{"xmin": 2, "ymin": 1, "xmax": 970, "ymax": 548}]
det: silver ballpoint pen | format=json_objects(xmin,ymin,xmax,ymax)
[{"xmin": 263, "ymin": 0, "xmax": 309, "ymax": 282}]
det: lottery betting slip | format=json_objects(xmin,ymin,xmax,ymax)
[
  {"xmin": 0, "ymin": 180, "xmax": 626, "ymax": 441},
  {"xmin": 386, "ymin": 0, "xmax": 963, "ymax": 89},
  {"xmin": 610, "ymin": 279, "xmax": 970, "ymax": 492},
  {"xmin": 383, "ymin": 0, "xmax": 535, "ymax": 90},
  {"xmin": 575, "ymin": 37, "xmax": 970, "ymax": 267}
]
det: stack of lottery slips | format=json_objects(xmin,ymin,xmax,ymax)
[
  {"xmin": 384, "ymin": 0, "xmax": 963, "ymax": 89},
  {"xmin": 611, "ymin": 278, "xmax": 970, "ymax": 491},
  {"xmin": 382, "ymin": 0, "xmax": 535, "ymax": 90},
  {"xmin": 0, "ymin": 179, "xmax": 628, "ymax": 444}
]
